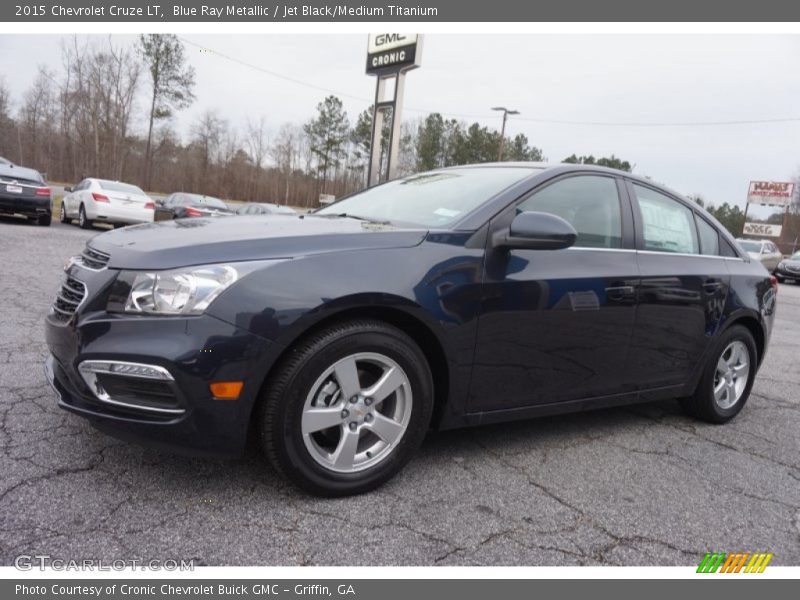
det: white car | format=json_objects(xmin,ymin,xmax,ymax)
[
  {"xmin": 60, "ymin": 178, "xmax": 155, "ymax": 229},
  {"xmin": 736, "ymin": 238, "xmax": 783, "ymax": 272}
]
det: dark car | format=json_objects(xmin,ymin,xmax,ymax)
[
  {"xmin": 44, "ymin": 163, "xmax": 776, "ymax": 496},
  {"xmin": 161, "ymin": 192, "xmax": 234, "ymax": 218},
  {"xmin": 0, "ymin": 163, "xmax": 52, "ymax": 226},
  {"xmin": 775, "ymin": 251, "xmax": 800, "ymax": 283},
  {"xmin": 236, "ymin": 202, "xmax": 298, "ymax": 216}
]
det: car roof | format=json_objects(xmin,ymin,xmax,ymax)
[{"xmin": 441, "ymin": 161, "xmax": 690, "ymax": 196}]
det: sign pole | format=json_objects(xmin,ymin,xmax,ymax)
[
  {"xmin": 741, "ymin": 200, "xmax": 750, "ymax": 237},
  {"xmin": 367, "ymin": 77, "xmax": 387, "ymax": 187},
  {"xmin": 385, "ymin": 71, "xmax": 407, "ymax": 181},
  {"xmin": 365, "ymin": 34, "xmax": 421, "ymax": 187}
]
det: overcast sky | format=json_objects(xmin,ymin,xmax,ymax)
[{"xmin": 1, "ymin": 33, "xmax": 797, "ymax": 208}]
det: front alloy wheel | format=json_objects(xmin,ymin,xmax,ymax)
[
  {"xmin": 60, "ymin": 203, "xmax": 68, "ymax": 223},
  {"xmin": 259, "ymin": 319, "xmax": 433, "ymax": 496},
  {"xmin": 301, "ymin": 352, "xmax": 413, "ymax": 473}
]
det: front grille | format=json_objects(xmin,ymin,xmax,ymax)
[
  {"xmin": 80, "ymin": 246, "xmax": 110, "ymax": 270},
  {"xmin": 95, "ymin": 374, "xmax": 181, "ymax": 412},
  {"xmin": 787, "ymin": 264, "xmax": 800, "ymax": 273},
  {"xmin": 51, "ymin": 276, "xmax": 86, "ymax": 321}
]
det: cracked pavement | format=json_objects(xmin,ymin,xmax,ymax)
[{"xmin": 1, "ymin": 217, "xmax": 798, "ymax": 566}]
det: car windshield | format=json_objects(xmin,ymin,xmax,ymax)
[
  {"xmin": 185, "ymin": 194, "xmax": 227, "ymax": 209},
  {"xmin": 316, "ymin": 167, "xmax": 538, "ymax": 227},
  {"xmin": 738, "ymin": 240, "xmax": 762, "ymax": 252},
  {"xmin": 0, "ymin": 164, "xmax": 44, "ymax": 185},
  {"xmin": 99, "ymin": 180, "xmax": 145, "ymax": 195},
  {"xmin": 790, "ymin": 252, "xmax": 800, "ymax": 261}
]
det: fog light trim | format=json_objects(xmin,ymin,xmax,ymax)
[{"xmin": 77, "ymin": 360, "xmax": 184, "ymax": 415}]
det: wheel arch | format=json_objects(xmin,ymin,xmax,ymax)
[
  {"xmin": 725, "ymin": 313, "xmax": 766, "ymax": 367},
  {"xmin": 685, "ymin": 310, "xmax": 767, "ymax": 397},
  {"xmin": 248, "ymin": 301, "xmax": 453, "ymax": 434}
]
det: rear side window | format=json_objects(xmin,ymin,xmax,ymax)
[
  {"xmin": 633, "ymin": 184, "xmax": 699, "ymax": 254},
  {"xmin": 695, "ymin": 215, "xmax": 720, "ymax": 256},
  {"xmin": 517, "ymin": 175, "xmax": 622, "ymax": 248}
]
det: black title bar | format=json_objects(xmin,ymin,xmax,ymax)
[{"xmin": 4, "ymin": 0, "xmax": 800, "ymax": 22}]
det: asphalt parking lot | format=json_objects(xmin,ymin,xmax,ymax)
[{"xmin": 0, "ymin": 216, "xmax": 798, "ymax": 566}]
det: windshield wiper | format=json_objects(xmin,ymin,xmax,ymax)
[{"xmin": 318, "ymin": 212, "xmax": 391, "ymax": 225}]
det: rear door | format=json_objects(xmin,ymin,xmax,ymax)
[
  {"xmin": 627, "ymin": 181, "xmax": 731, "ymax": 391},
  {"xmin": 470, "ymin": 173, "xmax": 640, "ymax": 412}
]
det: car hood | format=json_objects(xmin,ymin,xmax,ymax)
[
  {"xmin": 781, "ymin": 259, "xmax": 800, "ymax": 268},
  {"xmin": 90, "ymin": 214, "xmax": 428, "ymax": 270}
]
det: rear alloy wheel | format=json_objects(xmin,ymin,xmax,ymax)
[
  {"xmin": 259, "ymin": 320, "xmax": 433, "ymax": 496},
  {"xmin": 78, "ymin": 205, "xmax": 91, "ymax": 229},
  {"xmin": 679, "ymin": 325, "xmax": 756, "ymax": 423},
  {"xmin": 37, "ymin": 213, "xmax": 51, "ymax": 226}
]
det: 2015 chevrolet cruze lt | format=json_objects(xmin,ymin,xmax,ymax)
[{"xmin": 44, "ymin": 163, "xmax": 776, "ymax": 496}]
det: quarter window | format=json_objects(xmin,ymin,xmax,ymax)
[
  {"xmin": 517, "ymin": 176, "xmax": 622, "ymax": 248},
  {"xmin": 633, "ymin": 184, "xmax": 699, "ymax": 254},
  {"xmin": 695, "ymin": 215, "xmax": 720, "ymax": 256}
]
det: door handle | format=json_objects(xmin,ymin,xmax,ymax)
[
  {"xmin": 703, "ymin": 280, "xmax": 721, "ymax": 294},
  {"xmin": 605, "ymin": 285, "xmax": 635, "ymax": 301}
]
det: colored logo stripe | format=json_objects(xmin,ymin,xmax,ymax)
[{"xmin": 697, "ymin": 552, "xmax": 773, "ymax": 573}]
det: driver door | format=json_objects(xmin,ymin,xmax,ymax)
[{"xmin": 469, "ymin": 174, "xmax": 640, "ymax": 412}]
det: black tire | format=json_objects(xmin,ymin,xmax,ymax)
[
  {"xmin": 59, "ymin": 203, "xmax": 68, "ymax": 223},
  {"xmin": 37, "ymin": 213, "xmax": 51, "ymax": 226},
  {"xmin": 679, "ymin": 325, "xmax": 757, "ymax": 424},
  {"xmin": 78, "ymin": 204, "xmax": 91, "ymax": 229},
  {"xmin": 775, "ymin": 276, "xmax": 784, "ymax": 283},
  {"xmin": 258, "ymin": 319, "xmax": 434, "ymax": 496}
]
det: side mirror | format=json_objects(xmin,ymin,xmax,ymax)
[
  {"xmin": 64, "ymin": 186, "xmax": 72, "ymax": 193},
  {"xmin": 493, "ymin": 211, "xmax": 577, "ymax": 251}
]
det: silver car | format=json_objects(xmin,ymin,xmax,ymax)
[{"xmin": 736, "ymin": 238, "xmax": 783, "ymax": 272}]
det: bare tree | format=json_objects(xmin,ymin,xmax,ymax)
[{"xmin": 0, "ymin": 78, "xmax": 16, "ymax": 161}]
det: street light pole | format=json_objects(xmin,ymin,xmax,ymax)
[{"xmin": 492, "ymin": 106, "xmax": 520, "ymax": 161}]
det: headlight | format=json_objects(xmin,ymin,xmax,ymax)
[
  {"xmin": 778, "ymin": 261, "xmax": 786, "ymax": 270},
  {"xmin": 109, "ymin": 261, "xmax": 274, "ymax": 315}
]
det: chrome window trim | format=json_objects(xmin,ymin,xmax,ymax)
[
  {"xmin": 636, "ymin": 249, "xmax": 744, "ymax": 262},
  {"xmin": 565, "ymin": 247, "xmax": 743, "ymax": 261}
]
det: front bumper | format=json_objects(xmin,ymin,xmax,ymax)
[
  {"xmin": 44, "ymin": 295, "xmax": 282, "ymax": 457},
  {"xmin": 775, "ymin": 265, "xmax": 800, "ymax": 281}
]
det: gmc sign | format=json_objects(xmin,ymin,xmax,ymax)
[{"xmin": 366, "ymin": 33, "xmax": 421, "ymax": 74}]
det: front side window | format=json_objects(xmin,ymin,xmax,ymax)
[
  {"xmin": 634, "ymin": 184, "xmax": 699, "ymax": 254},
  {"xmin": 695, "ymin": 215, "xmax": 720, "ymax": 256},
  {"xmin": 516, "ymin": 175, "xmax": 622, "ymax": 248}
]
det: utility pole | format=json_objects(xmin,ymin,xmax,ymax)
[{"xmin": 492, "ymin": 106, "xmax": 519, "ymax": 161}]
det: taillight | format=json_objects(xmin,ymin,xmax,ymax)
[
  {"xmin": 185, "ymin": 207, "xmax": 202, "ymax": 217},
  {"xmin": 92, "ymin": 192, "xmax": 110, "ymax": 203},
  {"xmin": 145, "ymin": 202, "xmax": 155, "ymax": 210},
  {"xmin": 35, "ymin": 187, "xmax": 51, "ymax": 197},
  {"xmin": 770, "ymin": 275, "xmax": 779, "ymax": 293}
]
